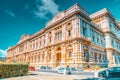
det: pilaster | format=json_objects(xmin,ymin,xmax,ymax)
[
  {"xmin": 106, "ymin": 49, "xmax": 114, "ymax": 67},
  {"xmin": 51, "ymin": 47, "xmax": 56, "ymax": 68},
  {"xmin": 61, "ymin": 44, "xmax": 66, "ymax": 66},
  {"xmin": 62, "ymin": 24, "xmax": 66, "ymax": 41},
  {"xmin": 73, "ymin": 41, "xmax": 81, "ymax": 68}
]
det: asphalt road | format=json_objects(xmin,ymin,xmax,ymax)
[{"xmin": 2, "ymin": 71, "xmax": 120, "ymax": 80}]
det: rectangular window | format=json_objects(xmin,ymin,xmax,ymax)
[
  {"xmin": 68, "ymin": 30, "xmax": 71, "ymax": 37},
  {"xmin": 49, "ymin": 37, "xmax": 52, "ymax": 43},
  {"xmin": 39, "ymin": 41, "xmax": 41, "ymax": 47},
  {"xmin": 56, "ymin": 32, "xmax": 62, "ymax": 41}
]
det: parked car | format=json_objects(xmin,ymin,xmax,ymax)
[
  {"xmin": 29, "ymin": 66, "xmax": 35, "ymax": 71},
  {"xmin": 77, "ymin": 67, "xmax": 83, "ymax": 73},
  {"xmin": 98, "ymin": 66, "xmax": 120, "ymax": 78},
  {"xmin": 65, "ymin": 67, "xmax": 72, "ymax": 74},
  {"xmin": 57, "ymin": 67, "xmax": 65, "ymax": 74},
  {"xmin": 40, "ymin": 66, "xmax": 46, "ymax": 69},
  {"xmin": 57, "ymin": 67, "xmax": 72, "ymax": 75}
]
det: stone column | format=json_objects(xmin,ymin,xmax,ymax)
[
  {"xmin": 76, "ymin": 16, "xmax": 80, "ymax": 37},
  {"xmin": 79, "ymin": 42, "xmax": 83, "ymax": 67},
  {"xmin": 105, "ymin": 33, "xmax": 112, "ymax": 48},
  {"xmin": 44, "ymin": 51, "xmax": 48, "ymax": 66},
  {"xmin": 62, "ymin": 24, "xmax": 66, "ymax": 41},
  {"xmin": 73, "ymin": 41, "xmax": 81, "ymax": 68},
  {"xmin": 51, "ymin": 47, "xmax": 56, "ymax": 68},
  {"xmin": 27, "ymin": 53, "xmax": 29, "ymax": 62},
  {"xmin": 79, "ymin": 18, "xmax": 82, "ymax": 36},
  {"xmin": 88, "ymin": 44, "xmax": 91, "ymax": 64},
  {"xmin": 61, "ymin": 44, "xmax": 66, "ymax": 67},
  {"xmin": 40, "ymin": 53, "xmax": 42, "ymax": 63},
  {"xmin": 45, "ymin": 34, "xmax": 48, "ymax": 46},
  {"xmin": 52, "ymin": 30, "xmax": 55, "ymax": 44},
  {"xmin": 24, "ymin": 53, "xmax": 26, "ymax": 62},
  {"xmin": 36, "ymin": 53, "xmax": 38, "ymax": 63},
  {"xmin": 106, "ymin": 49, "xmax": 114, "ymax": 67},
  {"xmin": 118, "ymin": 56, "xmax": 120, "ymax": 66}
]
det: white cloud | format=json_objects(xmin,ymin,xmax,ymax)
[
  {"xmin": 5, "ymin": 10, "xmax": 16, "ymax": 17},
  {"xmin": 0, "ymin": 49, "xmax": 7, "ymax": 57},
  {"xmin": 34, "ymin": 0, "xmax": 59, "ymax": 19}
]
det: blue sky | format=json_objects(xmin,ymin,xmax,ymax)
[{"xmin": 0, "ymin": 0, "xmax": 120, "ymax": 57}]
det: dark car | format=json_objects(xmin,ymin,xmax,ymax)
[{"xmin": 98, "ymin": 66, "xmax": 120, "ymax": 78}]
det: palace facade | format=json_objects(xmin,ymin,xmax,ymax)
[{"xmin": 6, "ymin": 4, "xmax": 120, "ymax": 68}]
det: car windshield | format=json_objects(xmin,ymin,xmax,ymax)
[
  {"xmin": 78, "ymin": 68, "xmax": 82, "ymax": 69},
  {"xmin": 115, "ymin": 67, "xmax": 120, "ymax": 72},
  {"xmin": 108, "ymin": 67, "xmax": 114, "ymax": 71},
  {"xmin": 59, "ymin": 68, "xmax": 64, "ymax": 70},
  {"xmin": 66, "ymin": 68, "xmax": 70, "ymax": 70}
]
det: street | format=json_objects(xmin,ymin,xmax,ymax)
[
  {"xmin": 3, "ymin": 71, "xmax": 98, "ymax": 80},
  {"xmin": 2, "ymin": 71, "xmax": 120, "ymax": 80}
]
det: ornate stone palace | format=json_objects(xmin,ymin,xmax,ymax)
[{"xmin": 6, "ymin": 4, "xmax": 120, "ymax": 68}]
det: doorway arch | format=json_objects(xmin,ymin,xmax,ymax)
[{"xmin": 56, "ymin": 47, "xmax": 62, "ymax": 66}]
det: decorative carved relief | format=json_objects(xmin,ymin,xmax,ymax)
[{"xmin": 52, "ymin": 12, "xmax": 65, "ymax": 22}]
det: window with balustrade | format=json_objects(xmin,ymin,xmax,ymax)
[{"xmin": 55, "ymin": 32, "xmax": 62, "ymax": 41}]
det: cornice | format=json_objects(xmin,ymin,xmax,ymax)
[
  {"xmin": 104, "ymin": 31, "xmax": 120, "ymax": 42},
  {"xmin": 91, "ymin": 43, "xmax": 105, "ymax": 51},
  {"xmin": 90, "ymin": 22, "xmax": 103, "ymax": 34}
]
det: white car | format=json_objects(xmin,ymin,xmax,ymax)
[
  {"xmin": 77, "ymin": 67, "xmax": 83, "ymax": 73},
  {"xmin": 58, "ymin": 67, "xmax": 72, "ymax": 74},
  {"xmin": 57, "ymin": 67, "xmax": 65, "ymax": 74}
]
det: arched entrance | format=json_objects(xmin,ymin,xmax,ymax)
[
  {"xmin": 57, "ymin": 53, "xmax": 61, "ymax": 61},
  {"xmin": 56, "ymin": 47, "xmax": 62, "ymax": 66}
]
